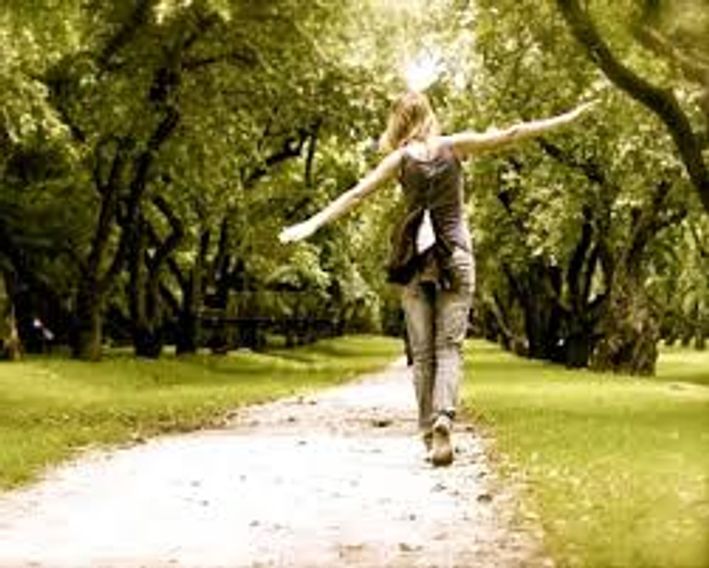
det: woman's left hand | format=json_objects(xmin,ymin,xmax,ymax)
[
  {"xmin": 278, "ymin": 220, "xmax": 317, "ymax": 243},
  {"xmin": 567, "ymin": 99, "xmax": 599, "ymax": 121}
]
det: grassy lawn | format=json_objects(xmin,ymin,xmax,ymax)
[
  {"xmin": 0, "ymin": 335, "xmax": 400, "ymax": 490},
  {"xmin": 462, "ymin": 340, "xmax": 709, "ymax": 568}
]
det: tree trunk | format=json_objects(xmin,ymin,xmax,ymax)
[
  {"xmin": 523, "ymin": 290, "xmax": 560, "ymax": 361},
  {"xmin": 506, "ymin": 261, "xmax": 562, "ymax": 361},
  {"xmin": 590, "ymin": 269, "xmax": 658, "ymax": 375},
  {"xmin": 71, "ymin": 139, "xmax": 128, "ymax": 361},
  {"xmin": 681, "ymin": 324, "xmax": 693, "ymax": 347},
  {"xmin": 564, "ymin": 332, "xmax": 591, "ymax": 368},
  {"xmin": 133, "ymin": 326, "xmax": 164, "ymax": 358},
  {"xmin": 285, "ymin": 326, "xmax": 296, "ymax": 348},
  {"xmin": 482, "ymin": 292, "xmax": 525, "ymax": 354},
  {"xmin": 175, "ymin": 305, "xmax": 199, "ymax": 355},
  {"xmin": 207, "ymin": 219, "xmax": 233, "ymax": 354},
  {"xmin": 1, "ymin": 270, "xmax": 21, "ymax": 360},
  {"xmin": 695, "ymin": 315, "xmax": 706, "ymax": 351},
  {"xmin": 72, "ymin": 282, "xmax": 103, "ymax": 361},
  {"xmin": 128, "ymin": 220, "xmax": 166, "ymax": 359},
  {"xmin": 174, "ymin": 267, "xmax": 201, "ymax": 356},
  {"xmin": 175, "ymin": 317, "xmax": 197, "ymax": 354},
  {"xmin": 4, "ymin": 306, "xmax": 22, "ymax": 361},
  {"xmin": 175, "ymin": 231, "xmax": 208, "ymax": 355},
  {"xmin": 663, "ymin": 320, "xmax": 678, "ymax": 346}
]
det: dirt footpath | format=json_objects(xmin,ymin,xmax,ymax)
[{"xmin": 0, "ymin": 358, "xmax": 551, "ymax": 568}]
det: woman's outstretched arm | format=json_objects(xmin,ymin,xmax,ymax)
[
  {"xmin": 279, "ymin": 149, "xmax": 403, "ymax": 243},
  {"xmin": 447, "ymin": 101, "xmax": 596, "ymax": 160}
]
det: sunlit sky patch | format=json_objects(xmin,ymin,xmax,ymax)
[{"xmin": 403, "ymin": 49, "xmax": 445, "ymax": 92}]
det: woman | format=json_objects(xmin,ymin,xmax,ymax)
[{"xmin": 279, "ymin": 92, "xmax": 593, "ymax": 466}]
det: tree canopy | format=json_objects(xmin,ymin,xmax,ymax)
[{"xmin": 1, "ymin": 0, "xmax": 706, "ymax": 374}]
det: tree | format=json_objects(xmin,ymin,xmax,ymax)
[
  {"xmin": 465, "ymin": 0, "xmax": 697, "ymax": 374},
  {"xmin": 3, "ymin": 0, "xmax": 703, "ymax": 372},
  {"xmin": 555, "ymin": 0, "xmax": 709, "ymax": 213}
]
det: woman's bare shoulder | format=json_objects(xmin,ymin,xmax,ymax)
[{"xmin": 404, "ymin": 137, "xmax": 449, "ymax": 160}]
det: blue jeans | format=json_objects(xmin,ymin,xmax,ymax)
[{"xmin": 401, "ymin": 247, "xmax": 474, "ymax": 431}]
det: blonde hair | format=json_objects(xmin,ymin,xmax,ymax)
[{"xmin": 379, "ymin": 91, "xmax": 441, "ymax": 154}]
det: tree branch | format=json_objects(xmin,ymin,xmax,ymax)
[
  {"xmin": 99, "ymin": 107, "xmax": 180, "ymax": 294},
  {"xmin": 627, "ymin": 180, "xmax": 675, "ymax": 265},
  {"xmin": 485, "ymin": 292, "xmax": 516, "ymax": 345},
  {"xmin": 182, "ymin": 49, "xmax": 259, "ymax": 71},
  {"xmin": 537, "ymin": 138, "xmax": 606, "ymax": 185},
  {"xmin": 555, "ymin": 0, "xmax": 709, "ymax": 213},
  {"xmin": 148, "ymin": 195, "xmax": 184, "ymax": 275},
  {"xmin": 166, "ymin": 256, "xmax": 187, "ymax": 291},
  {"xmin": 242, "ymin": 129, "xmax": 310, "ymax": 189},
  {"xmin": 633, "ymin": 25, "xmax": 709, "ymax": 85},
  {"xmin": 159, "ymin": 282, "xmax": 180, "ymax": 315},
  {"xmin": 568, "ymin": 205, "xmax": 594, "ymax": 311},
  {"xmin": 304, "ymin": 121, "xmax": 321, "ymax": 188},
  {"xmin": 689, "ymin": 223, "xmax": 709, "ymax": 260},
  {"xmin": 496, "ymin": 159, "xmax": 529, "ymax": 238},
  {"xmin": 96, "ymin": 0, "xmax": 158, "ymax": 72}
]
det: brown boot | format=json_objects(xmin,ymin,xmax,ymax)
[
  {"xmin": 422, "ymin": 430, "xmax": 433, "ymax": 452},
  {"xmin": 431, "ymin": 414, "xmax": 453, "ymax": 467}
]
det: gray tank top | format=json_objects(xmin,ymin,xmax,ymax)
[{"xmin": 398, "ymin": 140, "xmax": 471, "ymax": 253}]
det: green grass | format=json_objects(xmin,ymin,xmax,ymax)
[
  {"xmin": 462, "ymin": 340, "xmax": 709, "ymax": 568},
  {"xmin": 654, "ymin": 343, "xmax": 709, "ymax": 387},
  {"xmin": 0, "ymin": 335, "xmax": 400, "ymax": 490}
]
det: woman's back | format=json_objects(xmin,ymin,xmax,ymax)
[{"xmin": 399, "ymin": 138, "xmax": 471, "ymax": 254}]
